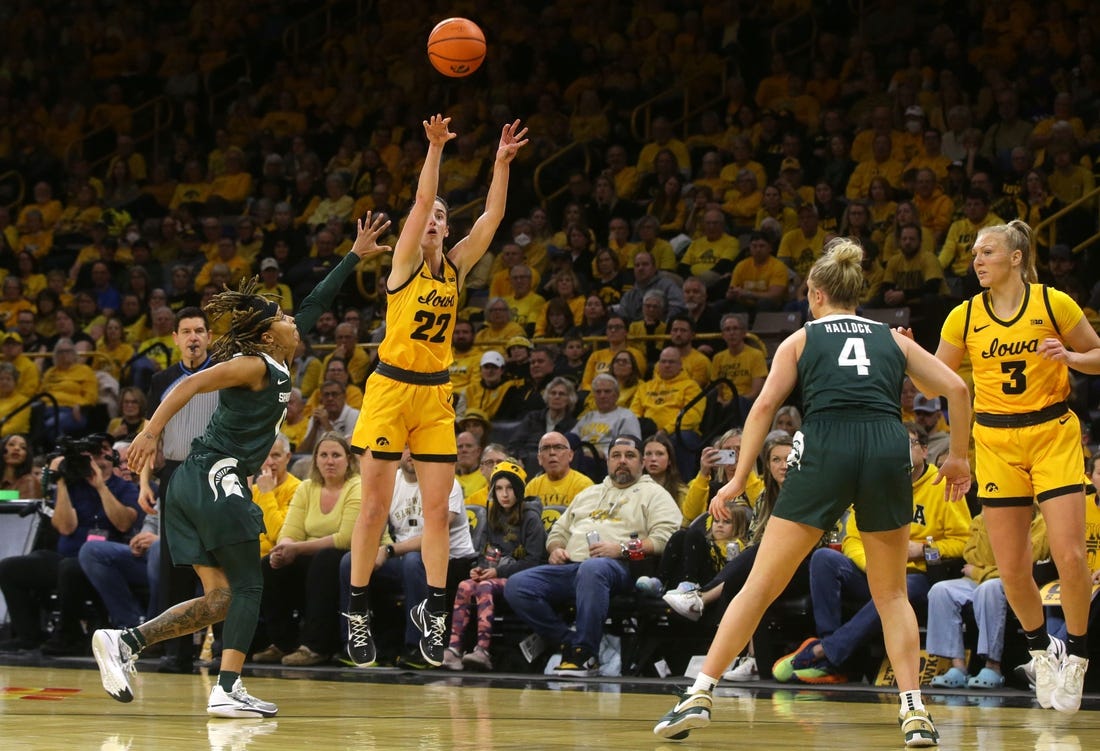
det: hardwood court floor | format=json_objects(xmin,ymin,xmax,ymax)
[{"xmin": 1, "ymin": 661, "xmax": 1098, "ymax": 750}]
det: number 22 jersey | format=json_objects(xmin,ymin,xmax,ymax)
[{"xmin": 378, "ymin": 257, "xmax": 460, "ymax": 374}]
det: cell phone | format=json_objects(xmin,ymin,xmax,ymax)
[
  {"xmin": 586, "ymin": 530, "xmax": 600, "ymax": 546},
  {"xmin": 715, "ymin": 449, "xmax": 738, "ymax": 465}
]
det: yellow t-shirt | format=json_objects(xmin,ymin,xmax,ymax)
[{"xmin": 526, "ymin": 469, "xmax": 595, "ymax": 507}]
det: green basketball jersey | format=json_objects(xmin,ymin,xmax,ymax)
[
  {"xmin": 191, "ymin": 353, "xmax": 291, "ymax": 475},
  {"xmin": 797, "ymin": 314, "xmax": 906, "ymax": 421}
]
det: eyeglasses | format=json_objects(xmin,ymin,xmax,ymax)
[
  {"xmin": 538, "ymin": 444, "xmax": 570, "ymax": 453},
  {"xmin": 480, "ymin": 458, "xmax": 503, "ymax": 468}
]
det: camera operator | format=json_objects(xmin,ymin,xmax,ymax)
[{"xmin": 0, "ymin": 435, "xmax": 141, "ymax": 655}]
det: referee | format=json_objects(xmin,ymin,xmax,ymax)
[{"xmin": 139, "ymin": 306, "xmax": 218, "ymax": 673}]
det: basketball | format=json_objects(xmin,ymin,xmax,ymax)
[{"xmin": 427, "ymin": 17, "xmax": 486, "ymax": 78}]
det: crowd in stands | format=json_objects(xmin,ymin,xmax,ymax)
[{"xmin": 1, "ymin": 0, "xmax": 1099, "ymax": 681}]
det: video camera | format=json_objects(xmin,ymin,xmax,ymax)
[{"xmin": 42, "ymin": 433, "xmax": 118, "ymax": 487}]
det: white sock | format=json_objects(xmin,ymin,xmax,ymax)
[
  {"xmin": 900, "ymin": 689, "xmax": 925, "ymax": 717},
  {"xmin": 690, "ymin": 673, "xmax": 719, "ymax": 694}
]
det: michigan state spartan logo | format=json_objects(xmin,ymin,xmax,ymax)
[{"xmin": 208, "ymin": 457, "xmax": 245, "ymax": 501}]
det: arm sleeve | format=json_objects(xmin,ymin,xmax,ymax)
[{"xmin": 294, "ymin": 252, "xmax": 360, "ymax": 334}]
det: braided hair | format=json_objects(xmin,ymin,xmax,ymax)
[{"xmin": 204, "ymin": 276, "xmax": 281, "ymax": 362}]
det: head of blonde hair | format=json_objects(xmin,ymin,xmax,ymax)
[
  {"xmin": 975, "ymin": 220, "xmax": 1037, "ymax": 284},
  {"xmin": 807, "ymin": 237, "xmax": 866, "ymax": 309}
]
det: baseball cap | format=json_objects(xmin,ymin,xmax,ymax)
[
  {"xmin": 2, "ymin": 331, "xmax": 21, "ymax": 344},
  {"xmin": 608, "ymin": 434, "xmax": 643, "ymax": 453},
  {"xmin": 905, "ymin": 105, "xmax": 925, "ymax": 118},
  {"xmin": 260, "ymin": 257, "xmax": 280, "ymax": 272},
  {"xmin": 460, "ymin": 408, "xmax": 492, "ymax": 428},
  {"xmin": 913, "ymin": 394, "xmax": 941, "ymax": 414},
  {"xmin": 780, "ymin": 157, "xmax": 801, "ymax": 171},
  {"xmin": 480, "ymin": 350, "xmax": 506, "ymax": 368},
  {"xmin": 506, "ymin": 335, "xmax": 533, "ymax": 351}
]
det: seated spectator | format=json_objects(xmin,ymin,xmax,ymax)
[
  {"xmin": 2, "ymin": 330, "xmax": 40, "ymax": 400},
  {"xmin": 463, "ymin": 443, "xmax": 512, "ymax": 508},
  {"xmin": 643, "ymin": 434, "xmax": 688, "ymax": 511},
  {"xmin": 627, "ymin": 290, "xmax": 669, "ymax": 369},
  {"xmin": 304, "ymin": 357, "xmax": 364, "ymax": 416},
  {"xmin": 280, "ymin": 388, "xmax": 309, "ymax": 453},
  {"xmin": 574, "ymin": 374, "xmax": 642, "ymax": 459},
  {"xmin": 642, "ymin": 505, "xmax": 750, "ymax": 601},
  {"xmin": 455, "ymin": 431, "xmax": 488, "ymax": 499},
  {"xmin": 677, "ymin": 209, "xmax": 739, "ymax": 290},
  {"xmin": 0, "ymin": 435, "xmax": 140, "ymax": 653},
  {"xmin": 95, "ymin": 316, "xmax": 135, "ymax": 384},
  {"xmin": 79, "ymin": 443, "xmax": 159, "ymax": 631},
  {"xmin": 474, "ymin": 298, "xmax": 526, "ymax": 356},
  {"xmin": 525, "ymin": 431, "xmax": 595, "ymax": 507},
  {"xmin": 504, "ymin": 435, "xmax": 681, "ymax": 676},
  {"xmin": 1, "ymin": 433, "xmax": 41, "ymax": 498},
  {"xmin": 253, "ymin": 433, "xmax": 360, "ymax": 666},
  {"xmin": 926, "ymin": 509, "xmax": 1048, "ymax": 690},
  {"xmin": 726, "ymin": 231, "xmax": 789, "ymax": 316},
  {"xmin": 41, "ymin": 338, "xmax": 99, "ymax": 440},
  {"xmin": 771, "ymin": 405, "xmax": 802, "ymax": 437},
  {"xmin": 106, "ymin": 387, "xmax": 147, "ymax": 442},
  {"xmin": 630, "ymin": 348, "xmax": 705, "ymax": 473},
  {"xmin": 772, "ymin": 423, "xmax": 971, "ymax": 684},
  {"xmin": 617, "ymin": 250, "xmax": 687, "ymax": 322},
  {"xmin": 297, "ymin": 379, "xmax": 361, "ymax": 452},
  {"xmin": 257, "ymin": 258, "xmax": 294, "ymax": 313},
  {"xmin": 464, "ymin": 350, "xmax": 527, "ymax": 422},
  {"xmin": 580, "ymin": 314, "xmax": 644, "ymax": 392},
  {"xmin": 321, "ymin": 322, "xmax": 370, "ymax": 388},
  {"xmin": 0, "ymin": 364, "xmax": 31, "ymax": 438},
  {"xmin": 511, "ymin": 377, "xmax": 579, "ymax": 474},
  {"xmin": 442, "ymin": 462, "xmax": 547, "ymax": 671},
  {"xmin": 252, "ymin": 435, "xmax": 302, "ymax": 558}
]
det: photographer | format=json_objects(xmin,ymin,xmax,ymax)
[{"xmin": 0, "ymin": 435, "xmax": 141, "ymax": 655}]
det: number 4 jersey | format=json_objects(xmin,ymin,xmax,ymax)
[
  {"xmin": 798, "ymin": 314, "xmax": 907, "ymax": 421},
  {"xmin": 378, "ymin": 257, "xmax": 460, "ymax": 374},
  {"xmin": 941, "ymin": 284, "xmax": 1082, "ymax": 415}
]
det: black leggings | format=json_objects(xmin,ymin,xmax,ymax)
[
  {"xmin": 703, "ymin": 544, "xmax": 812, "ymax": 616},
  {"xmin": 210, "ymin": 538, "xmax": 263, "ymax": 654}
]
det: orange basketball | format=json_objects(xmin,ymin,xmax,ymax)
[{"xmin": 427, "ymin": 17, "xmax": 486, "ymax": 78}]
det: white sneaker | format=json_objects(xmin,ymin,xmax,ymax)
[
  {"xmin": 723, "ymin": 655, "xmax": 758, "ymax": 681},
  {"xmin": 91, "ymin": 629, "xmax": 137, "ymax": 703},
  {"xmin": 1030, "ymin": 636, "xmax": 1066, "ymax": 709},
  {"xmin": 1051, "ymin": 655, "xmax": 1088, "ymax": 715},
  {"xmin": 207, "ymin": 679, "xmax": 278, "ymax": 718},
  {"xmin": 663, "ymin": 588, "xmax": 704, "ymax": 621}
]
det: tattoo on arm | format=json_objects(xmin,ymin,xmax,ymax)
[{"xmin": 137, "ymin": 587, "xmax": 232, "ymax": 645}]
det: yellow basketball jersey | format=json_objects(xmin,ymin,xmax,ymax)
[
  {"xmin": 379, "ymin": 257, "xmax": 460, "ymax": 373},
  {"xmin": 942, "ymin": 284, "xmax": 1083, "ymax": 414}
]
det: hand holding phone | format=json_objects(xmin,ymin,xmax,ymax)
[{"xmin": 714, "ymin": 449, "xmax": 738, "ymax": 465}]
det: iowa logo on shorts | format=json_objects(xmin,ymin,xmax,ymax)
[{"xmin": 208, "ymin": 457, "xmax": 245, "ymax": 501}]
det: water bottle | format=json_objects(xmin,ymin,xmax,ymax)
[
  {"xmin": 924, "ymin": 535, "xmax": 941, "ymax": 566},
  {"xmin": 826, "ymin": 527, "xmax": 842, "ymax": 551},
  {"xmin": 627, "ymin": 532, "xmax": 645, "ymax": 561},
  {"xmin": 484, "ymin": 545, "xmax": 501, "ymax": 567},
  {"xmin": 726, "ymin": 540, "xmax": 741, "ymax": 561}
]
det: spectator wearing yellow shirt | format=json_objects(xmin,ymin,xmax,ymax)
[
  {"xmin": 474, "ymin": 299, "xmax": 526, "ymax": 357},
  {"xmin": 40, "ymin": 338, "xmax": 98, "ymax": 439},
  {"xmin": 206, "ymin": 148, "xmax": 253, "ymax": 213},
  {"xmin": 709, "ymin": 313, "xmax": 768, "ymax": 408},
  {"xmin": 449, "ymin": 319, "xmax": 481, "ymax": 396},
  {"xmin": 938, "ymin": 189, "xmax": 1003, "ymax": 297},
  {"xmin": 636, "ymin": 116, "xmax": 691, "ymax": 176},
  {"xmin": 904, "ymin": 130, "xmax": 952, "ymax": 185},
  {"xmin": 526, "ymin": 431, "xmax": 595, "ymax": 506},
  {"xmin": 169, "ymin": 160, "xmax": 213, "ymax": 213},
  {"xmin": 16, "ymin": 182, "xmax": 62, "ymax": 232},
  {"xmin": 488, "ymin": 243, "xmax": 541, "ymax": 299},
  {"xmin": 0, "ymin": 277, "xmax": 34, "ymax": 330},
  {"xmin": 503, "ymin": 264, "xmax": 546, "ymax": 334},
  {"xmin": 667, "ymin": 314, "xmax": 711, "ymax": 389},
  {"xmin": 631, "ymin": 347, "xmax": 705, "ymax": 436},
  {"xmin": 0, "ymin": 362, "xmax": 31, "ymax": 437},
  {"xmin": 94, "ymin": 317, "xmax": 134, "ymax": 383},
  {"xmin": 15, "ymin": 209, "xmax": 53, "ymax": 261},
  {"xmin": 754, "ymin": 185, "xmax": 798, "ymax": 235},
  {"xmin": 306, "ymin": 172, "xmax": 355, "ymax": 231},
  {"xmin": 722, "ymin": 169, "xmax": 763, "ymax": 233},
  {"xmin": 846, "ymin": 132, "xmax": 904, "ymax": 199},
  {"xmin": 257, "ymin": 258, "xmax": 294, "ymax": 313},
  {"xmin": 678, "ymin": 209, "xmax": 739, "ymax": 287},
  {"xmin": 253, "ymin": 435, "xmax": 303, "ymax": 558},
  {"xmin": 604, "ymin": 143, "xmax": 639, "ymax": 200},
  {"xmin": 911, "ymin": 169, "xmax": 955, "ymax": 246},
  {"xmin": 778, "ymin": 204, "xmax": 828, "ymax": 284},
  {"xmin": 1, "ymin": 331, "xmax": 39, "ymax": 400},
  {"xmin": 727, "ymin": 231, "xmax": 789, "ymax": 315},
  {"xmin": 194, "ymin": 237, "xmax": 250, "ymax": 293}
]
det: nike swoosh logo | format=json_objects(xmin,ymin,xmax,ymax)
[
  {"xmin": 419, "ymin": 272, "xmax": 437, "ymax": 281},
  {"xmin": 1059, "ymin": 415, "xmax": 1071, "ymax": 425},
  {"xmin": 973, "ymin": 324, "xmax": 989, "ymax": 332},
  {"xmin": 277, "ymin": 378, "xmax": 288, "ymax": 385}
]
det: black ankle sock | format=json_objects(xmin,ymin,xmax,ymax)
[
  {"xmin": 427, "ymin": 586, "xmax": 447, "ymax": 613},
  {"xmin": 1024, "ymin": 625, "xmax": 1050, "ymax": 652},
  {"xmin": 218, "ymin": 669, "xmax": 239, "ymax": 693},
  {"xmin": 349, "ymin": 586, "xmax": 369, "ymax": 614},
  {"xmin": 1066, "ymin": 633, "xmax": 1088, "ymax": 659},
  {"xmin": 121, "ymin": 628, "xmax": 146, "ymax": 654}
]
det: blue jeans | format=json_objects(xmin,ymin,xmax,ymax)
[
  {"xmin": 78, "ymin": 539, "xmax": 156, "ymax": 628},
  {"xmin": 809, "ymin": 547, "xmax": 931, "ymax": 667},
  {"xmin": 504, "ymin": 558, "xmax": 631, "ymax": 656},
  {"xmin": 925, "ymin": 577, "xmax": 1007, "ymax": 662},
  {"xmin": 339, "ymin": 549, "xmax": 427, "ymax": 648}
]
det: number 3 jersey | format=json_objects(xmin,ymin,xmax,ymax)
[
  {"xmin": 378, "ymin": 257, "xmax": 460, "ymax": 374},
  {"xmin": 941, "ymin": 284, "xmax": 1082, "ymax": 415},
  {"xmin": 798, "ymin": 314, "xmax": 907, "ymax": 421}
]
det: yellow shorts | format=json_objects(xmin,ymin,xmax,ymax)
[
  {"xmin": 351, "ymin": 372, "xmax": 457, "ymax": 462},
  {"xmin": 974, "ymin": 411, "xmax": 1085, "ymax": 507}
]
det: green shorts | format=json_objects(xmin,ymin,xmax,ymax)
[
  {"xmin": 164, "ymin": 451, "xmax": 265, "ymax": 567},
  {"xmin": 773, "ymin": 418, "xmax": 913, "ymax": 533}
]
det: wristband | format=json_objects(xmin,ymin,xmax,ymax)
[
  {"xmin": 619, "ymin": 542, "xmax": 629, "ymax": 559},
  {"xmin": 385, "ymin": 544, "xmax": 396, "ymax": 558}
]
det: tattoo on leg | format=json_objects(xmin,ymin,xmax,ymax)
[{"xmin": 137, "ymin": 587, "xmax": 232, "ymax": 645}]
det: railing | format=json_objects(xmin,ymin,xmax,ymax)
[
  {"xmin": 450, "ymin": 196, "xmax": 486, "ymax": 224},
  {"xmin": 629, "ymin": 65, "xmax": 729, "ymax": 144},
  {"xmin": 0, "ymin": 169, "xmax": 26, "ymax": 211},
  {"xmin": 205, "ymin": 54, "xmax": 252, "ymax": 124},
  {"xmin": 282, "ymin": 0, "xmax": 374, "ymax": 59},
  {"xmin": 1033, "ymin": 185, "xmax": 1100, "ymax": 255},
  {"xmin": 63, "ymin": 96, "xmax": 176, "ymax": 176},
  {"xmin": 533, "ymin": 141, "xmax": 593, "ymax": 208}
]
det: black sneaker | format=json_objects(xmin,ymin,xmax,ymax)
[
  {"xmin": 411, "ymin": 599, "xmax": 447, "ymax": 667},
  {"xmin": 342, "ymin": 611, "xmax": 376, "ymax": 667},
  {"xmin": 395, "ymin": 646, "xmax": 429, "ymax": 670}
]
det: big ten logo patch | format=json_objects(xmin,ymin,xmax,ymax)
[
  {"xmin": 2, "ymin": 686, "xmax": 82, "ymax": 701},
  {"xmin": 876, "ymin": 650, "xmax": 970, "ymax": 687}
]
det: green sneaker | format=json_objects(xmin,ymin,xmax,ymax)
[
  {"xmin": 653, "ymin": 690, "xmax": 712, "ymax": 740},
  {"xmin": 900, "ymin": 709, "xmax": 939, "ymax": 748}
]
